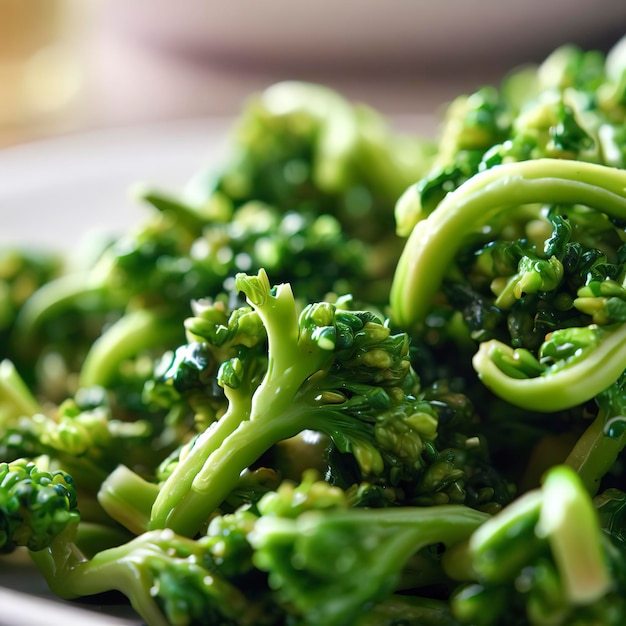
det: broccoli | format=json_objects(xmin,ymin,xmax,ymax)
[
  {"xmin": 4, "ymin": 461, "xmax": 480, "ymax": 626},
  {"xmin": 390, "ymin": 158, "xmax": 626, "ymax": 412},
  {"xmin": 187, "ymin": 81, "xmax": 434, "ymax": 248},
  {"xmin": 0, "ymin": 460, "xmax": 269, "ymax": 626},
  {"xmin": 249, "ymin": 470, "xmax": 488, "ymax": 626},
  {"xmin": 14, "ymin": 82, "xmax": 433, "ymax": 401},
  {"xmin": 98, "ymin": 270, "xmax": 510, "ymax": 537},
  {"xmin": 0, "ymin": 360, "xmax": 159, "ymax": 527},
  {"xmin": 30, "ymin": 527, "xmax": 261, "ymax": 626},
  {"xmin": 396, "ymin": 44, "xmax": 624, "ymax": 238},
  {"xmin": 444, "ymin": 465, "xmax": 622, "ymax": 626},
  {"xmin": 391, "ymin": 159, "xmax": 626, "ymax": 331},
  {"xmin": 0, "ymin": 458, "xmax": 79, "ymax": 553},
  {"xmin": 107, "ymin": 269, "xmax": 437, "ymax": 536},
  {"xmin": 3, "ymin": 35, "xmax": 626, "ymax": 626}
]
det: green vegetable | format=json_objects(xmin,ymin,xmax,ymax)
[
  {"xmin": 446, "ymin": 465, "xmax": 619, "ymax": 626},
  {"xmin": 251, "ymin": 500, "xmax": 487, "ymax": 626},
  {"xmin": 0, "ymin": 458, "xmax": 79, "ymax": 553},
  {"xmin": 2, "ymin": 36, "xmax": 626, "ymax": 626},
  {"xmin": 147, "ymin": 269, "xmax": 437, "ymax": 536},
  {"xmin": 391, "ymin": 158, "xmax": 626, "ymax": 330}
]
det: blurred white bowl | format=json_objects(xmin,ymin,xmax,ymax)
[{"xmin": 98, "ymin": 0, "xmax": 626, "ymax": 70}]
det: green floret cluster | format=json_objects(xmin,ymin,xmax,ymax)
[
  {"xmin": 0, "ymin": 459, "xmax": 79, "ymax": 553},
  {"xmin": 1, "ymin": 35, "xmax": 626, "ymax": 626}
]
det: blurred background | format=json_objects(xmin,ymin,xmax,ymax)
[
  {"xmin": 1, "ymin": 0, "xmax": 625, "ymax": 147},
  {"xmin": 1, "ymin": 0, "xmax": 625, "ymax": 248}
]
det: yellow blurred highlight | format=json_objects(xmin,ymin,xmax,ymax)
[{"xmin": 0, "ymin": 0, "xmax": 87, "ymax": 141}]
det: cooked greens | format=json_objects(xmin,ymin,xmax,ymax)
[{"xmin": 1, "ymin": 37, "xmax": 626, "ymax": 626}]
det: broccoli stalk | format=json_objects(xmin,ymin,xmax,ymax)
[
  {"xmin": 536, "ymin": 465, "xmax": 611, "ymax": 605},
  {"xmin": 250, "ymin": 502, "xmax": 488, "ymax": 626},
  {"xmin": 145, "ymin": 269, "xmax": 436, "ymax": 536},
  {"xmin": 354, "ymin": 595, "xmax": 463, "ymax": 626},
  {"xmin": 77, "ymin": 308, "xmax": 183, "ymax": 388},
  {"xmin": 0, "ymin": 359, "xmax": 39, "ymax": 424},
  {"xmin": 29, "ymin": 527, "xmax": 249, "ymax": 626},
  {"xmin": 565, "ymin": 371, "xmax": 626, "ymax": 493},
  {"xmin": 391, "ymin": 158, "xmax": 626, "ymax": 330}
]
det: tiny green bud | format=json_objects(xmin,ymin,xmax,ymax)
[
  {"xmin": 236, "ymin": 269, "xmax": 271, "ymax": 306},
  {"xmin": 311, "ymin": 325, "xmax": 336, "ymax": 351},
  {"xmin": 362, "ymin": 349, "xmax": 393, "ymax": 369},
  {"xmin": 218, "ymin": 358, "xmax": 244, "ymax": 389}
]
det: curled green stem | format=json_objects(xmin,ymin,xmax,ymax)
[
  {"xmin": 390, "ymin": 159, "xmax": 626, "ymax": 330},
  {"xmin": 471, "ymin": 323, "xmax": 626, "ymax": 412}
]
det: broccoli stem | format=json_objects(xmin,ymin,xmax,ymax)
[
  {"xmin": 251, "ymin": 504, "xmax": 489, "ymax": 626},
  {"xmin": 443, "ymin": 489, "xmax": 545, "ymax": 583},
  {"xmin": 536, "ymin": 465, "xmax": 611, "ymax": 604},
  {"xmin": 30, "ymin": 526, "xmax": 171, "ymax": 626},
  {"xmin": 78, "ymin": 308, "xmax": 184, "ymax": 388},
  {"xmin": 315, "ymin": 504, "xmax": 487, "ymax": 583},
  {"xmin": 150, "ymin": 274, "xmax": 335, "ymax": 535},
  {"xmin": 98, "ymin": 465, "xmax": 161, "ymax": 535},
  {"xmin": 390, "ymin": 159, "xmax": 626, "ymax": 330},
  {"xmin": 0, "ymin": 359, "xmax": 40, "ymax": 421},
  {"xmin": 470, "ymin": 323, "xmax": 626, "ymax": 412},
  {"xmin": 134, "ymin": 186, "xmax": 207, "ymax": 234},
  {"xmin": 565, "ymin": 411, "xmax": 626, "ymax": 495},
  {"xmin": 355, "ymin": 595, "xmax": 461, "ymax": 626},
  {"xmin": 149, "ymin": 394, "xmax": 329, "ymax": 535}
]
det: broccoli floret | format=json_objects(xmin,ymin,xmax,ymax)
[
  {"xmin": 250, "ymin": 472, "xmax": 487, "ymax": 626},
  {"xmin": 144, "ymin": 294, "xmax": 267, "ymax": 433},
  {"xmin": 0, "ymin": 363, "xmax": 157, "ymax": 525},
  {"xmin": 188, "ymin": 81, "xmax": 434, "ymax": 247},
  {"xmin": 0, "ymin": 458, "xmax": 79, "ymax": 553},
  {"xmin": 397, "ymin": 44, "xmax": 624, "ymax": 240},
  {"xmin": 100, "ymin": 271, "xmax": 511, "ymax": 537},
  {"xmin": 135, "ymin": 270, "xmax": 437, "ymax": 536}
]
